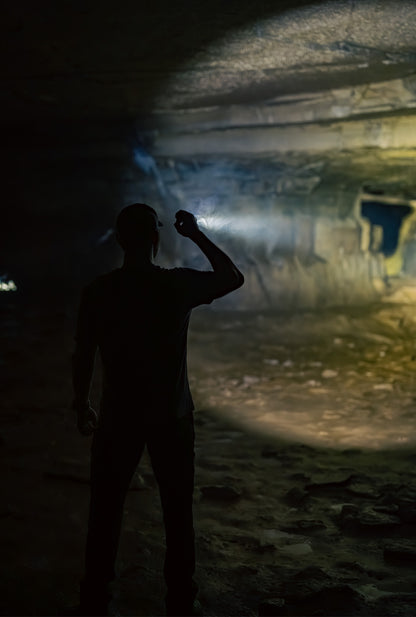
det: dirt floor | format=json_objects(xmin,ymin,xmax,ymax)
[{"xmin": 1, "ymin": 283, "xmax": 416, "ymax": 616}]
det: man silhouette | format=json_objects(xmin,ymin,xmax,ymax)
[{"xmin": 72, "ymin": 204, "xmax": 244, "ymax": 616}]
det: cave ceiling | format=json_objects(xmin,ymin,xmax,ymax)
[
  {"xmin": 3, "ymin": 0, "xmax": 415, "ymax": 118},
  {"xmin": 3, "ymin": 0, "xmax": 416, "ymax": 197}
]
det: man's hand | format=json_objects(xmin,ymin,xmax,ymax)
[
  {"xmin": 73, "ymin": 401, "xmax": 98, "ymax": 436},
  {"xmin": 174, "ymin": 210, "xmax": 200, "ymax": 239}
]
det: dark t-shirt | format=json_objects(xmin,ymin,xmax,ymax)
[{"xmin": 75, "ymin": 264, "xmax": 224, "ymax": 420}]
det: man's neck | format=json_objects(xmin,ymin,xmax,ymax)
[{"xmin": 123, "ymin": 252, "xmax": 154, "ymax": 269}]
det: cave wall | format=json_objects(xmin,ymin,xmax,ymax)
[
  {"xmin": 2, "ymin": 1, "xmax": 416, "ymax": 312},
  {"xmin": 5, "ymin": 73, "xmax": 416, "ymax": 312},
  {"xmin": 3, "ymin": 138, "xmax": 127, "ymax": 303},
  {"xmin": 139, "ymin": 154, "xmax": 386, "ymax": 310},
  {"xmin": 3, "ymin": 132, "xmax": 403, "ymax": 312}
]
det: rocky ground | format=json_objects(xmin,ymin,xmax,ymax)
[{"xmin": 1, "ymin": 285, "xmax": 416, "ymax": 616}]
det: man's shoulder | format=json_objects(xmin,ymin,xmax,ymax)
[
  {"xmin": 82, "ymin": 266, "xmax": 213, "ymax": 296},
  {"xmin": 168, "ymin": 266, "xmax": 208, "ymax": 278},
  {"xmin": 82, "ymin": 269, "xmax": 121, "ymax": 296}
]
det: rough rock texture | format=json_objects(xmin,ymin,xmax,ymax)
[
  {"xmin": 2, "ymin": 4, "xmax": 416, "ymax": 616},
  {"xmin": 3, "ymin": 0, "xmax": 416, "ymax": 310},
  {"xmin": 3, "ymin": 1, "xmax": 415, "ymax": 120},
  {"xmin": 2, "ymin": 286, "xmax": 416, "ymax": 616}
]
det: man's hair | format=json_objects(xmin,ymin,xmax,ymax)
[{"xmin": 116, "ymin": 203, "xmax": 162, "ymax": 251}]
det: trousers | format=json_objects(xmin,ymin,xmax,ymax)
[{"xmin": 81, "ymin": 410, "xmax": 197, "ymax": 615}]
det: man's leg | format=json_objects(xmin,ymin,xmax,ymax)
[
  {"xmin": 81, "ymin": 423, "xmax": 145, "ymax": 616},
  {"xmin": 147, "ymin": 413, "xmax": 198, "ymax": 616}
]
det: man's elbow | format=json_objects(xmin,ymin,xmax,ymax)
[
  {"xmin": 234, "ymin": 269, "xmax": 244, "ymax": 290},
  {"xmin": 214, "ymin": 267, "xmax": 244, "ymax": 297},
  {"xmin": 228, "ymin": 268, "xmax": 244, "ymax": 292}
]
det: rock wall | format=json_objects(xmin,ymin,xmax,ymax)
[
  {"xmin": 122, "ymin": 153, "xmax": 387, "ymax": 310},
  {"xmin": 5, "ymin": 130, "xmax": 408, "ymax": 312}
]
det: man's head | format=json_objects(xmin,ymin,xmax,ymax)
[{"xmin": 116, "ymin": 203, "xmax": 163, "ymax": 257}]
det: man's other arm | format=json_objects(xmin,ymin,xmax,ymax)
[
  {"xmin": 72, "ymin": 289, "xmax": 98, "ymax": 435},
  {"xmin": 175, "ymin": 210, "xmax": 244, "ymax": 295}
]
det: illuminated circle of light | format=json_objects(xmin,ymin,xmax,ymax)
[{"xmin": 144, "ymin": 0, "xmax": 416, "ymax": 450}]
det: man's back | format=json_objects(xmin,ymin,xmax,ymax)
[
  {"xmin": 76, "ymin": 264, "xmax": 222, "ymax": 419},
  {"xmin": 72, "ymin": 206, "xmax": 244, "ymax": 616}
]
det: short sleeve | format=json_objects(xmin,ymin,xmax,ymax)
[{"xmin": 173, "ymin": 268, "xmax": 230, "ymax": 308}]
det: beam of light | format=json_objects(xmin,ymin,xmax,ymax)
[
  {"xmin": 191, "ymin": 196, "xmax": 272, "ymax": 238},
  {"xmin": 238, "ymin": 407, "xmax": 415, "ymax": 450},
  {"xmin": 198, "ymin": 213, "xmax": 268, "ymax": 237},
  {"xmin": 191, "ymin": 198, "xmax": 295, "ymax": 259},
  {"xmin": 197, "ymin": 379, "xmax": 416, "ymax": 450}
]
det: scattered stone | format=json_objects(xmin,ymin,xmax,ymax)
[
  {"xmin": 338, "ymin": 505, "xmax": 401, "ymax": 534},
  {"xmin": 258, "ymin": 598, "xmax": 286, "ymax": 616},
  {"xmin": 379, "ymin": 485, "xmax": 416, "ymax": 523},
  {"xmin": 384, "ymin": 542, "xmax": 416, "ymax": 564},
  {"xmin": 330, "ymin": 503, "xmax": 356, "ymax": 515},
  {"xmin": 341, "ymin": 448, "xmax": 362, "ymax": 455},
  {"xmin": 285, "ymin": 487, "xmax": 309, "ymax": 507},
  {"xmin": 306, "ymin": 379, "xmax": 322, "ymax": 387},
  {"xmin": 398, "ymin": 504, "xmax": 416, "ymax": 524},
  {"xmin": 200, "ymin": 485, "xmax": 241, "ymax": 502},
  {"xmin": 284, "ymin": 569, "xmax": 365, "ymax": 616},
  {"xmin": 373, "ymin": 503, "xmax": 399, "ymax": 515},
  {"xmin": 288, "ymin": 519, "xmax": 327, "ymax": 533},
  {"xmin": 306, "ymin": 379, "xmax": 322, "ymax": 388},
  {"xmin": 285, "ymin": 566, "xmax": 331, "ymax": 594},
  {"xmin": 373, "ymin": 593, "xmax": 416, "ymax": 617},
  {"xmin": 280, "ymin": 542, "xmax": 313, "ymax": 557},
  {"xmin": 313, "ymin": 584, "xmax": 365, "ymax": 613},
  {"xmin": 335, "ymin": 561, "xmax": 371, "ymax": 575},
  {"xmin": 222, "ymin": 430, "xmax": 243, "ymax": 440},
  {"xmin": 242, "ymin": 375, "xmax": 260, "ymax": 386},
  {"xmin": 263, "ymin": 358, "xmax": 279, "ymax": 366},
  {"xmin": 289, "ymin": 473, "xmax": 310, "ymax": 482},
  {"xmin": 347, "ymin": 480, "xmax": 380, "ymax": 499},
  {"xmin": 261, "ymin": 447, "xmax": 295, "ymax": 463},
  {"xmin": 260, "ymin": 529, "xmax": 294, "ymax": 546},
  {"xmin": 395, "ymin": 485, "xmax": 416, "ymax": 504},
  {"xmin": 321, "ymin": 369, "xmax": 338, "ymax": 378},
  {"xmin": 355, "ymin": 584, "xmax": 391, "ymax": 602},
  {"xmin": 198, "ymin": 459, "xmax": 231, "ymax": 471},
  {"xmin": 261, "ymin": 447, "xmax": 279, "ymax": 459},
  {"xmin": 307, "ymin": 475, "xmax": 352, "ymax": 493},
  {"xmin": 219, "ymin": 320, "xmax": 242, "ymax": 330},
  {"xmin": 373, "ymin": 383, "xmax": 394, "ymax": 391}
]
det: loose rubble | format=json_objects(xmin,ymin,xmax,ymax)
[{"xmin": 1, "ymin": 301, "xmax": 416, "ymax": 615}]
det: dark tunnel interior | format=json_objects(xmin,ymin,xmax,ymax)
[
  {"xmin": 361, "ymin": 201, "xmax": 413, "ymax": 257},
  {"xmin": 1, "ymin": 1, "xmax": 416, "ymax": 616}
]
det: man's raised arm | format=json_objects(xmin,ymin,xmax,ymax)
[{"xmin": 174, "ymin": 210, "xmax": 244, "ymax": 293}]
